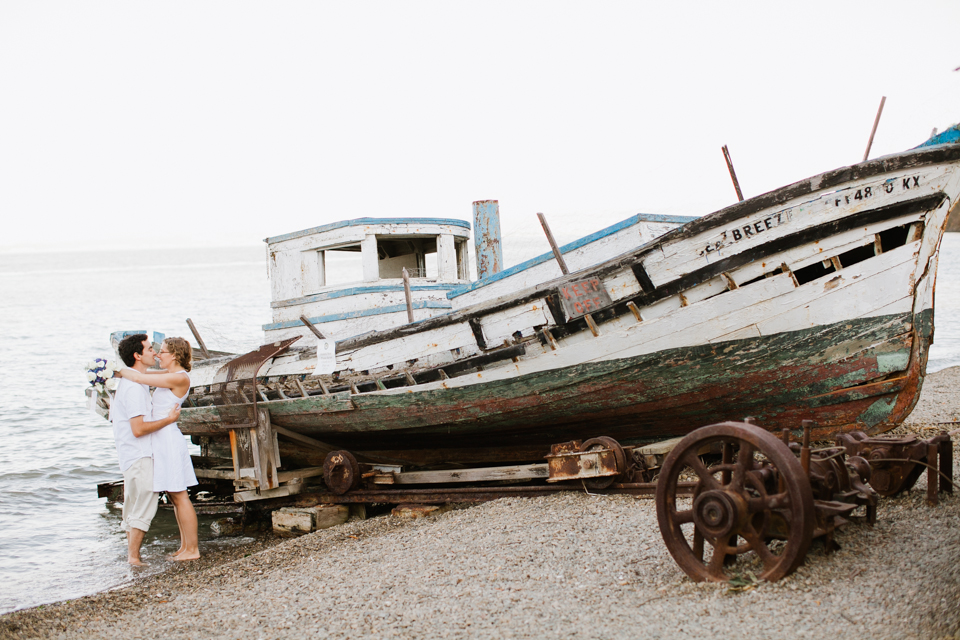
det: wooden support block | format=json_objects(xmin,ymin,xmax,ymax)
[
  {"xmin": 350, "ymin": 504, "xmax": 367, "ymax": 520},
  {"xmin": 626, "ymin": 301, "xmax": 643, "ymax": 322},
  {"xmin": 272, "ymin": 382, "xmax": 288, "ymax": 400},
  {"xmin": 306, "ymin": 505, "xmax": 349, "ymax": 530},
  {"xmin": 391, "ymin": 504, "xmax": 452, "ymax": 519},
  {"xmin": 375, "ymin": 378, "xmax": 387, "ymax": 390},
  {"xmin": 255, "ymin": 407, "xmax": 280, "ymax": 490},
  {"xmin": 678, "ymin": 293, "xmax": 689, "ymax": 307},
  {"xmin": 405, "ymin": 372, "xmax": 417, "ymax": 386},
  {"xmin": 235, "ymin": 481, "xmax": 302, "ymax": 503},
  {"xmin": 229, "ymin": 428, "xmax": 257, "ymax": 482},
  {"xmin": 350, "ymin": 384, "xmax": 360, "ymax": 395},
  {"xmin": 438, "ymin": 369, "xmax": 450, "ymax": 380},
  {"xmin": 830, "ymin": 256, "xmax": 843, "ymax": 271},
  {"xmin": 874, "ymin": 233, "xmax": 884, "ymax": 255},
  {"xmin": 272, "ymin": 507, "xmax": 314, "ymax": 536}
]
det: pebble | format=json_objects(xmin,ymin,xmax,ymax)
[{"xmin": 2, "ymin": 369, "xmax": 959, "ymax": 640}]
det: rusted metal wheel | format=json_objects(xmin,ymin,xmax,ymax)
[
  {"xmin": 580, "ymin": 436, "xmax": 627, "ymax": 489},
  {"xmin": 655, "ymin": 422, "xmax": 815, "ymax": 582},
  {"xmin": 323, "ymin": 450, "xmax": 360, "ymax": 495}
]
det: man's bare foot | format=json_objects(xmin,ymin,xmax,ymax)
[
  {"xmin": 128, "ymin": 557, "xmax": 146, "ymax": 566},
  {"xmin": 172, "ymin": 551, "xmax": 200, "ymax": 561}
]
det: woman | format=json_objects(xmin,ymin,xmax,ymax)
[{"xmin": 118, "ymin": 337, "xmax": 199, "ymax": 561}]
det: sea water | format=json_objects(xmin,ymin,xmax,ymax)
[
  {"xmin": 1, "ymin": 238, "xmax": 959, "ymax": 614},
  {"xmin": 0, "ymin": 246, "xmax": 270, "ymax": 614}
]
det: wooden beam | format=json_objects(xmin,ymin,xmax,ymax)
[
  {"xmin": 294, "ymin": 378, "xmax": 310, "ymax": 399},
  {"xmin": 542, "ymin": 327, "xmax": 559, "ymax": 351},
  {"xmin": 584, "ymin": 314, "xmax": 600, "ymax": 336},
  {"xmin": 299, "ymin": 315, "xmax": 326, "ymax": 340},
  {"xmin": 720, "ymin": 272, "xmax": 739, "ymax": 291},
  {"xmin": 272, "ymin": 425, "xmax": 338, "ymax": 455},
  {"xmin": 537, "ymin": 212, "xmax": 569, "ymax": 275},
  {"xmin": 277, "ymin": 466, "xmax": 326, "ymax": 483},
  {"xmin": 194, "ymin": 468, "xmax": 236, "ymax": 480},
  {"xmin": 254, "ymin": 407, "xmax": 280, "ymax": 490},
  {"xmin": 316, "ymin": 376, "xmax": 330, "ymax": 395},
  {"xmin": 375, "ymin": 463, "xmax": 549, "ymax": 485},
  {"xmin": 402, "ymin": 267, "xmax": 415, "ymax": 323},
  {"xmin": 186, "ymin": 318, "xmax": 210, "ymax": 359},
  {"xmin": 234, "ymin": 481, "xmax": 302, "ymax": 503},
  {"xmin": 722, "ymin": 145, "xmax": 744, "ymax": 202},
  {"xmin": 863, "ymin": 96, "xmax": 887, "ymax": 162}
]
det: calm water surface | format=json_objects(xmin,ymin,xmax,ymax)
[
  {"xmin": 0, "ymin": 246, "xmax": 269, "ymax": 614},
  {"xmin": 1, "ymin": 237, "xmax": 958, "ymax": 614}
]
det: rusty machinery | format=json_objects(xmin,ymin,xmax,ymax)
[
  {"xmin": 654, "ymin": 420, "xmax": 953, "ymax": 582},
  {"xmin": 315, "ymin": 420, "xmax": 952, "ymax": 582},
  {"xmin": 315, "ymin": 419, "xmax": 952, "ymax": 583}
]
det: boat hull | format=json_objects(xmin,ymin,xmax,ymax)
[
  {"xmin": 182, "ymin": 308, "xmax": 931, "ymax": 465},
  {"xmin": 179, "ymin": 142, "xmax": 960, "ymax": 467}
]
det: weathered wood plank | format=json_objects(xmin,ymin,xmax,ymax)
[{"xmin": 379, "ymin": 463, "xmax": 549, "ymax": 485}]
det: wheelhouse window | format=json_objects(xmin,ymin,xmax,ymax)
[{"xmin": 377, "ymin": 236, "xmax": 438, "ymax": 279}]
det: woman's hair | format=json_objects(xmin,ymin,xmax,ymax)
[{"xmin": 163, "ymin": 337, "xmax": 193, "ymax": 372}]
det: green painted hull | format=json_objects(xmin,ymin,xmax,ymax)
[{"xmin": 182, "ymin": 309, "xmax": 931, "ymax": 464}]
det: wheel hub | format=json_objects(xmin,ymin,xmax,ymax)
[{"xmin": 692, "ymin": 490, "xmax": 745, "ymax": 539}]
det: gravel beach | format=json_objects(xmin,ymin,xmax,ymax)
[{"xmin": 3, "ymin": 368, "xmax": 959, "ymax": 640}]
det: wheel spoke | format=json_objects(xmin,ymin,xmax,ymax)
[
  {"xmin": 707, "ymin": 540, "xmax": 728, "ymax": 575},
  {"xmin": 731, "ymin": 442, "xmax": 755, "ymax": 491},
  {"xmin": 672, "ymin": 509, "xmax": 695, "ymax": 525},
  {"xmin": 741, "ymin": 528, "xmax": 777, "ymax": 570},
  {"xmin": 682, "ymin": 453, "xmax": 722, "ymax": 492}
]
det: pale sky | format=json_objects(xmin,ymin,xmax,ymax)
[{"xmin": 2, "ymin": 1, "xmax": 958, "ymax": 266}]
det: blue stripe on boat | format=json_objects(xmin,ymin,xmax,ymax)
[
  {"xmin": 915, "ymin": 123, "xmax": 960, "ymax": 148},
  {"xmin": 271, "ymin": 284, "xmax": 463, "ymax": 309},
  {"xmin": 446, "ymin": 213, "xmax": 697, "ymax": 299},
  {"xmin": 262, "ymin": 300, "xmax": 454, "ymax": 330}
]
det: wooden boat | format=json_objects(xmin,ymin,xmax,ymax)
[
  {"xmin": 178, "ymin": 129, "xmax": 960, "ymax": 474},
  {"xmin": 259, "ymin": 213, "xmax": 692, "ymax": 343}
]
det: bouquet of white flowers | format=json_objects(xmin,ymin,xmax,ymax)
[{"xmin": 86, "ymin": 358, "xmax": 120, "ymax": 395}]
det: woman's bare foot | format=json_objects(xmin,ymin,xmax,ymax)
[
  {"xmin": 128, "ymin": 557, "xmax": 146, "ymax": 566},
  {"xmin": 172, "ymin": 551, "xmax": 199, "ymax": 561}
]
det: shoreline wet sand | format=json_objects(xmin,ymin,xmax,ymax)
[{"xmin": 3, "ymin": 368, "xmax": 959, "ymax": 640}]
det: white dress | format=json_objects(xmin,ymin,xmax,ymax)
[{"xmin": 150, "ymin": 371, "xmax": 198, "ymax": 493}]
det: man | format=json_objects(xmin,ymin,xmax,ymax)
[{"xmin": 112, "ymin": 333, "xmax": 180, "ymax": 565}]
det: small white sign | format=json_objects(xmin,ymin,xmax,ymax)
[{"xmin": 314, "ymin": 339, "xmax": 336, "ymax": 375}]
